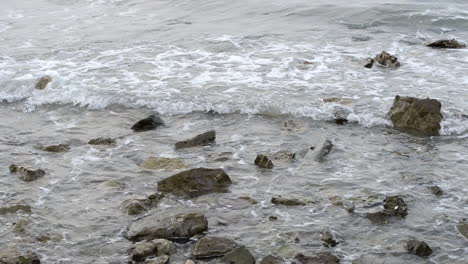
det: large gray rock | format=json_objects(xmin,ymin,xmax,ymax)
[
  {"xmin": 127, "ymin": 212, "xmax": 208, "ymax": 242},
  {"xmin": 131, "ymin": 114, "xmax": 164, "ymax": 132},
  {"xmin": 374, "ymin": 51, "xmax": 400, "ymax": 69},
  {"xmin": 294, "ymin": 252, "xmax": 340, "ymax": 264},
  {"xmin": 9, "ymin": 164, "xmax": 45, "ymax": 182},
  {"xmin": 130, "ymin": 241, "xmax": 158, "ymax": 261},
  {"xmin": 158, "ymin": 168, "xmax": 232, "ymax": 198},
  {"xmin": 388, "ymin": 96, "xmax": 442, "ymax": 136},
  {"xmin": 221, "ymin": 247, "xmax": 255, "ymax": 264},
  {"xmin": 0, "ymin": 247, "xmax": 40, "ymax": 264},
  {"xmin": 427, "ymin": 39, "xmax": 466, "ymax": 49},
  {"xmin": 191, "ymin": 237, "xmax": 237, "ymax": 258},
  {"xmin": 145, "ymin": 255, "xmax": 169, "ymax": 264},
  {"xmin": 175, "ymin": 130, "xmax": 216, "ymax": 149}
]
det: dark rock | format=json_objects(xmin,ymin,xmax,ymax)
[
  {"xmin": 316, "ymin": 140, "xmax": 333, "ymax": 162},
  {"xmin": 430, "ymin": 186, "xmax": 443, "ymax": 196},
  {"xmin": 221, "ymin": 247, "xmax": 255, "ymax": 264},
  {"xmin": 388, "ymin": 95, "xmax": 442, "ymax": 136},
  {"xmin": 131, "ymin": 114, "xmax": 164, "ymax": 132},
  {"xmin": 321, "ymin": 230, "xmax": 339, "ymax": 247},
  {"xmin": 0, "ymin": 204, "xmax": 31, "ymax": 215},
  {"xmin": 384, "ymin": 195, "xmax": 408, "ymax": 218},
  {"xmin": 157, "ymin": 168, "xmax": 232, "ymax": 198},
  {"xmin": 255, "ymin": 154, "xmax": 274, "ymax": 169},
  {"xmin": 334, "ymin": 117, "xmax": 348, "ymax": 125},
  {"xmin": 456, "ymin": 222, "xmax": 468, "ymax": 240},
  {"xmin": 374, "ymin": 51, "xmax": 400, "ymax": 69},
  {"xmin": 406, "ymin": 240, "xmax": 432, "ymax": 257},
  {"xmin": 35, "ymin": 75, "xmax": 52, "ymax": 90},
  {"xmin": 272, "ymin": 196, "xmax": 307, "ymax": 206},
  {"xmin": 175, "ymin": 131, "xmax": 216, "ymax": 149},
  {"xmin": 127, "ymin": 212, "xmax": 208, "ymax": 242},
  {"xmin": 427, "ymin": 39, "xmax": 466, "ymax": 49},
  {"xmin": 9, "ymin": 165, "xmax": 45, "ymax": 182},
  {"xmin": 269, "ymin": 216, "xmax": 278, "ymax": 221},
  {"xmin": 0, "ymin": 247, "xmax": 41, "ymax": 264},
  {"xmin": 88, "ymin": 137, "xmax": 116, "ymax": 145},
  {"xmin": 294, "ymin": 252, "xmax": 340, "ymax": 264},
  {"xmin": 364, "ymin": 58, "xmax": 375, "ymax": 68},
  {"xmin": 260, "ymin": 255, "xmax": 284, "ymax": 264},
  {"xmin": 191, "ymin": 237, "xmax": 237, "ymax": 258},
  {"xmin": 353, "ymin": 253, "xmax": 434, "ymax": 264},
  {"xmin": 42, "ymin": 144, "xmax": 70, "ymax": 153},
  {"xmin": 145, "ymin": 255, "xmax": 169, "ymax": 264}
]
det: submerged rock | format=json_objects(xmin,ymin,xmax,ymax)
[
  {"xmin": 9, "ymin": 165, "xmax": 45, "ymax": 182},
  {"xmin": 36, "ymin": 232, "xmax": 63, "ymax": 243},
  {"xmin": 255, "ymin": 154, "xmax": 274, "ymax": 169},
  {"xmin": 388, "ymin": 95, "xmax": 442, "ymax": 136},
  {"xmin": 191, "ymin": 236, "xmax": 237, "ymax": 258},
  {"xmin": 88, "ymin": 137, "xmax": 116, "ymax": 146},
  {"xmin": 0, "ymin": 204, "xmax": 31, "ymax": 215},
  {"xmin": 141, "ymin": 157, "xmax": 186, "ymax": 170},
  {"xmin": 364, "ymin": 58, "xmax": 375, "ymax": 68},
  {"xmin": 175, "ymin": 130, "xmax": 216, "ymax": 149},
  {"xmin": 294, "ymin": 252, "xmax": 340, "ymax": 264},
  {"xmin": 427, "ymin": 39, "xmax": 466, "ymax": 49},
  {"xmin": 122, "ymin": 193, "xmax": 165, "ymax": 215},
  {"xmin": 456, "ymin": 222, "xmax": 468, "ymax": 240},
  {"xmin": 406, "ymin": 240, "xmax": 433, "ymax": 257},
  {"xmin": 221, "ymin": 247, "xmax": 255, "ymax": 264},
  {"xmin": 365, "ymin": 211, "xmax": 389, "ymax": 224},
  {"xmin": 158, "ymin": 168, "xmax": 232, "ymax": 198},
  {"xmin": 321, "ymin": 230, "xmax": 339, "ymax": 247},
  {"xmin": 35, "ymin": 75, "xmax": 52, "ymax": 90},
  {"xmin": 430, "ymin": 186, "xmax": 443, "ymax": 196},
  {"xmin": 271, "ymin": 196, "xmax": 307, "ymax": 206},
  {"xmin": 260, "ymin": 255, "xmax": 284, "ymax": 264},
  {"xmin": 0, "ymin": 247, "xmax": 41, "ymax": 264},
  {"xmin": 42, "ymin": 144, "xmax": 70, "ymax": 153},
  {"xmin": 374, "ymin": 51, "xmax": 400, "ymax": 69},
  {"xmin": 316, "ymin": 140, "xmax": 333, "ymax": 162},
  {"xmin": 131, "ymin": 114, "xmax": 164, "ymax": 132},
  {"xmin": 127, "ymin": 212, "xmax": 208, "ymax": 242}
]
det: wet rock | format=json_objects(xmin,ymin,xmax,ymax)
[
  {"xmin": 131, "ymin": 114, "xmax": 164, "ymax": 132},
  {"xmin": 269, "ymin": 216, "xmax": 278, "ymax": 221},
  {"xmin": 388, "ymin": 95, "xmax": 442, "ymax": 136},
  {"xmin": 365, "ymin": 211, "xmax": 389, "ymax": 224},
  {"xmin": 374, "ymin": 51, "xmax": 400, "ymax": 69},
  {"xmin": 42, "ymin": 144, "xmax": 70, "ymax": 153},
  {"xmin": 406, "ymin": 240, "xmax": 432, "ymax": 257},
  {"xmin": 36, "ymin": 232, "xmax": 63, "ymax": 243},
  {"xmin": 260, "ymin": 255, "xmax": 284, "ymax": 264},
  {"xmin": 334, "ymin": 117, "xmax": 348, "ymax": 125},
  {"xmin": 145, "ymin": 255, "xmax": 169, "ymax": 264},
  {"xmin": 352, "ymin": 253, "xmax": 434, "ymax": 264},
  {"xmin": 9, "ymin": 165, "xmax": 45, "ymax": 182},
  {"xmin": 141, "ymin": 157, "xmax": 186, "ymax": 170},
  {"xmin": 88, "ymin": 137, "xmax": 116, "ymax": 146},
  {"xmin": 130, "ymin": 241, "xmax": 158, "ymax": 261},
  {"xmin": 321, "ymin": 230, "xmax": 339, "ymax": 247},
  {"xmin": 152, "ymin": 239, "xmax": 177, "ymax": 256},
  {"xmin": 456, "ymin": 222, "xmax": 468, "ymax": 240},
  {"xmin": 316, "ymin": 140, "xmax": 333, "ymax": 162},
  {"xmin": 35, "ymin": 75, "xmax": 52, "ymax": 90},
  {"xmin": 364, "ymin": 58, "xmax": 374, "ymax": 68},
  {"xmin": 191, "ymin": 237, "xmax": 237, "ymax": 258},
  {"xmin": 427, "ymin": 39, "xmax": 466, "ymax": 49},
  {"xmin": 125, "ymin": 200, "xmax": 147, "ymax": 215},
  {"xmin": 175, "ymin": 130, "xmax": 216, "ymax": 149},
  {"xmin": 271, "ymin": 151, "xmax": 295, "ymax": 161},
  {"xmin": 294, "ymin": 252, "xmax": 340, "ymax": 264},
  {"xmin": 157, "ymin": 168, "xmax": 232, "ymax": 198},
  {"xmin": 0, "ymin": 204, "xmax": 31, "ymax": 215},
  {"xmin": 221, "ymin": 247, "xmax": 255, "ymax": 264},
  {"xmin": 255, "ymin": 154, "xmax": 274, "ymax": 169},
  {"xmin": 239, "ymin": 196, "xmax": 258, "ymax": 205},
  {"xmin": 127, "ymin": 212, "xmax": 208, "ymax": 242},
  {"xmin": 383, "ymin": 195, "xmax": 408, "ymax": 218},
  {"xmin": 122, "ymin": 193, "xmax": 165, "ymax": 215},
  {"xmin": 430, "ymin": 186, "xmax": 443, "ymax": 196},
  {"xmin": 13, "ymin": 219, "xmax": 29, "ymax": 233},
  {"xmin": 0, "ymin": 247, "xmax": 41, "ymax": 264},
  {"xmin": 272, "ymin": 196, "xmax": 307, "ymax": 206}
]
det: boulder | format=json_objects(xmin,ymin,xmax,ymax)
[
  {"xmin": 294, "ymin": 252, "xmax": 340, "ymax": 264},
  {"xmin": 9, "ymin": 165, "xmax": 45, "ymax": 182},
  {"xmin": 430, "ymin": 186, "xmax": 443, "ymax": 196},
  {"xmin": 260, "ymin": 255, "xmax": 284, "ymax": 264},
  {"xmin": 271, "ymin": 196, "xmax": 307, "ymax": 206},
  {"xmin": 374, "ymin": 51, "xmax": 400, "ymax": 69},
  {"xmin": 221, "ymin": 247, "xmax": 255, "ymax": 264},
  {"xmin": 321, "ymin": 230, "xmax": 339, "ymax": 247},
  {"xmin": 131, "ymin": 114, "xmax": 164, "ymax": 132},
  {"xmin": 175, "ymin": 130, "xmax": 216, "ymax": 149},
  {"xmin": 122, "ymin": 193, "xmax": 165, "ymax": 215},
  {"xmin": 388, "ymin": 95, "xmax": 442, "ymax": 136},
  {"xmin": 141, "ymin": 157, "xmax": 186, "ymax": 170},
  {"xmin": 42, "ymin": 144, "xmax": 70, "ymax": 153},
  {"xmin": 157, "ymin": 168, "xmax": 232, "ymax": 198},
  {"xmin": 0, "ymin": 247, "xmax": 40, "ymax": 264},
  {"xmin": 0, "ymin": 204, "xmax": 31, "ymax": 215},
  {"xmin": 427, "ymin": 39, "xmax": 466, "ymax": 49},
  {"xmin": 35, "ymin": 75, "xmax": 52, "ymax": 90},
  {"xmin": 456, "ymin": 223, "xmax": 468, "ymax": 240},
  {"xmin": 88, "ymin": 137, "xmax": 116, "ymax": 146},
  {"xmin": 127, "ymin": 212, "xmax": 208, "ymax": 242},
  {"xmin": 191, "ymin": 237, "xmax": 237, "ymax": 258},
  {"xmin": 255, "ymin": 154, "xmax": 274, "ymax": 169},
  {"xmin": 316, "ymin": 140, "xmax": 333, "ymax": 162},
  {"xmin": 405, "ymin": 240, "xmax": 432, "ymax": 257},
  {"xmin": 145, "ymin": 256, "xmax": 169, "ymax": 264},
  {"xmin": 364, "ymin": 58, "xmax": 375, "ymax": 68}
]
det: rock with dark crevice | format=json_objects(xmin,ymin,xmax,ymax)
[
  {"xmin": 35, "ymin": 75, "xmax": 52, "ymax": 90},
  {"xmin": 374, "ymin": 51, "xmax": 400, "ymax": 69},
  {"xmin": 9, "ymin": 164, "xmax": 45, "ymax": 182},
  {"xmin": 221, "ymin": 247, "xmax": 256, "ymax": 264},
  {"xmin": 294, "ymin": 252, "xmax": 340, "ymax": 264},
  {"xmin": 272, "ymin": 196, "xmax": 307, "ymax": 206},
  {"xmin": 406, "ymin": 240, "xmax": 433, "ymax": 257},
  {"xmin": 427, "ymin": 39, "xmax": 466, "ymax": 49},
  {"xmin": 88, "ymin": 137, "xmax": 116, "ymax": 146},
  {"xmin": 316, "ymin": 140, "xmax": 333, "ymax": 162},
  {"xmin": 175, "ymin": 130, "xmax": 216, "ymax": 149},
  {"xmin": 131, "ymin": 114, "xmax": 164, "ymax": 132},
  {"xmin": 191, "ymin": 236, "xmax": 237, "ymax": 259},
  {"xmin": 255, "ymin": 154, "xmax": 274, "ymax": 169}
]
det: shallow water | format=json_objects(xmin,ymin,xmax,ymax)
[{"xmin": 1, "ymin": 0, "xmax": 468, "ymax": 263}]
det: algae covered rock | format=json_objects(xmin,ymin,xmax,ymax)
[
  {"xmin": 175, "ymin": 130, "xmax": 216, "ymax": 149},
  {"xmin": 0, "ymin": 247, "xmax": 40, "ymax": 264},
  {"xmin": 260, "ymin": 255, "xmax": 284, "ymax": 264},
  {"xmin": 405, "ymin": 239, "xmax": 432, "ymax": 257},
  {"xmin": 122, "ymin": 193, "xmax": 165, "ymax": 215},
  {"xmin": 271, "ymin": 196, "xmax": 307, "ymax": 206}
]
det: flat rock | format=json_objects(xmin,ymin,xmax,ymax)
[
  {"xmin": 175, "ymin": 130, "xmax": 216, "ymax": 149},
  {"xmin": 271, "ymin": 196, "xmax": 307, "ymax": 206},
  {"xmin": 0, "ymin": 204, "xmax": 31, "ymax": 215},
  {"xmin": 35, "ymin": 75, "xmax": 52, "ymax": 90},
  {"xmin": 127, "ymin": 212, "xmax": 208, "ymax": 242},
  {"xmin": 157, "ymin": 168, "xmax": 232, "ymax": 198},
  {"xmin": 42, "ymin": 144, "xmax": 70, "ymax": 153},
  {"xmin": 456, "ymin": 223, "xmax": 468, "ymax": 240},
  {"xmin": 131, "ymin": 114, "xmax": 164, "ymax": 132},
  {"xmin": 316, "ymin": 140, "xmax": 333, "ymax": 162},
  {"xmin": 191, "ymin": 236, "xmax": 237, "ymax": 258},
  {"xmin": 141, "ymin": 157, "xmax": 186, "ymax": 170},
  {"xmin": 406, "ymin": 240, "xmax": 432, "ymax": 257},
  {"xmin": 221, "ymin": 247, "xmax": 255, "ymax": 264},
  {"xmin": 294, "ymin": 252, "xmax": 340, "ymax": 264},
  {"xmin": 374, "ymin": 51, "xmax": 400, "ymax": 69},
  {"xmin": 255, "ymin": 154, "xmax": 274, "ymax": 169},
  {"xmin": 9, "ymin": 164, "xmax": 45, "ymax": 182},
  {"xmin": 260, "ymin": 255, "xmax": 284, "ymax": 264},
  {"xmin": 427, "ymin": 39, "xmax": 466, "ymax": 49},
  {"xmin": 388, "ymin": 95, "xmax": 442, "ymax": 136},
  {"xmin": 88, "ymin": 137, "xmax": 116, "ymax": 145}
]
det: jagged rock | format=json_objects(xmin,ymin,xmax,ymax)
[
  {"xmin": 145, "ymin": 255, "xmax": 169, "ymax": 264},
  {"xmin": 316, "ymin": 140, "xmax": 333, "ymax": 162},
  {"xmin": 42, "ymin": 144, "xmax": 70, "ymax": 153},
  {"xmin": 456, "ymin": 222, "xmax": 468, "ymax": 240},
  {"xmin": 294, "ymin": 252, "xmax": 340, "ymax": 264},
  {"xmin": 88, "ymin": 137, "xmax": 116, "ymax": 146},
  {"xmin": 430, "ymin": 186, "xmax": 443, "ymax": 196},
  {"xmin": 157, "ymin": 168, "xmax": 232, "ymax": 198},
  {"xmin": 352, "ymin": 253, "xmax": 434, "ymax": 264},
  {"xmin": 272, "ymin": 196, "xmax": 307, "ymax": 206},
  {"xmin": 221, "ymin": 247, "xmax": 255, "ymax": 264},
  {"xmin": 0, "ymin": 204, "xmax": 31, "ymax": 215},
  {"xmin": 271, "ymin": 151, "xmax": 295, "ymax": 161},
  {"xmin": 427, "ymin": 39, "xmax": 466, "ymax": 49},
  {"xmin": 406, "ymin": 240, "xmax": 432, "ymax": 257},
  {"xmin": 122, "ymin": 193, "xmax": 165, "ymax": 215},
  {"xmin": 141, "ymin": 157, "xmax": 186, "ymax": 170},
  {"xmin": 321, "ymin": 230, "xmax": 339, "ymax": 247},
  {"xmin": 35, "ymin": 75, "xmax": 52, "ymax": 90},
  {"xmin": 175, "ymin": 130, "xmax": 216, "ymax": 149},
  {"xmin": 388, "ymin": 95, "xmax": 442, "ymax": 136},
  {"xmin": 191, "ymin": 237, "xmax": 237, "ymax": 258},
  {"xmin": 0, "ymin": 247, "xmax": 41, "ymax": 264},
  {"xmin": 13, "ymin": 219, "xmax": 29, "ymax": 233},
  {"xmin": 374, "ymin": 51, "xmax": 400, "ymax": 69},
  {"xmin": 131, "ymin": 114, "xmax": 164, "ymax": 132},
  {"xmin": 260, "ymin": 255, "xmax": 284, "ymax": 264},
  {"xmin": 364, "ymin": 58, "xmax": 375, "ymax": 68},
  {"xmin": 383, "ymin": 196, "xmax": 408, "ymax": 218},
  {"xmin": 9, "ymin": 165, "xmax": 45, "ymax": 182},
  {"xmin": 255, "ymin": 154, "xmax": 274, "ymax": 169},
  {"xmin": 127, "ymin": 212, "xmax": 208, "ymax": 242}
]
